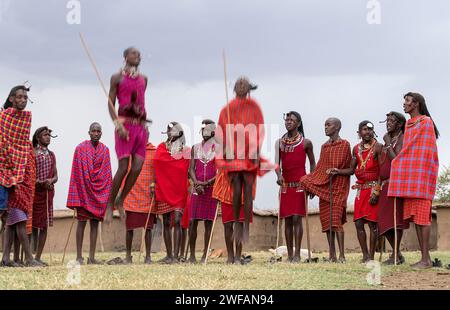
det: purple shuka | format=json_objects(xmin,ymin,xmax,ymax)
[{"xmin": 190, "ymin": 141, "xmax": 217, "ymax": 221}]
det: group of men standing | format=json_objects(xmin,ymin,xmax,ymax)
[
  {"xmin": 0, "ymin": 46, "xmax": 440, "ymax": 270},
  {"xmin": 299, "ymin": 94, "xmax": 439, "ymax": 269}
]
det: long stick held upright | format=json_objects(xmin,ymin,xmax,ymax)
[
  {"xmin": 205, "ymin": 51, "xmax": 230, "ymax": 265},
  {"xmin": 394, "ymin": 197, "xmax": 398, "ymax": 266},
  {"xmin": 223, "ymin": 49, "xmax": 230, "ymax": 111},
  {"xmin": 79, "ymin": 32, "xmax": 118, "ymax": 119},
  {"xmin": 222, "ymin": 49, "xmax": 233, "ymax": 160},
  {"xmin": 329, "ymin": 175, "xmax": 333, "ymax": 251}
]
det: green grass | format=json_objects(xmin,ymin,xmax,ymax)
[{"xmin": 0, "ymin": 251, "xmax": 449, "ymax": 290}]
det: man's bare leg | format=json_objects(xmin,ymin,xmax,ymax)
[
  {"xmin": 230, "ymin": 172, "xmax": 243, "ymax": 244},
  {"xmin": 411, "ymin": 225, "xmax": 432, "ymax": 269},
  {"xmin": 234, "ymin": 222, "xmax": 244, "ymax": 264},
  {"xmin": 1, "ymin": 225, "xmax": 15, "ymax": 266},
  {"xmin": 188, "ymin": 220, "xmax": 198, "ymax": 263},
  {"xmin": 242, "ymin": 172, "xmax": 255, "ymax": 243},
  {"xmin": 32, "ymin": 227, "xmax": 39, "ymax": 254},
  {"xmin": 125, "ymin": 229, "xmax": 133, "ymax": 263},
  {"xmin": 76, "ymin": 220, "xmax": 87, "ymax": 264},
  {"xmin": 284, "ymin": 217, "xmax": 294, "ymax": 262},
  {"xmin": 326, "ymin": 230, "xmax": 337, "ymax": 262},
  {"xmin": 368, "ymin": 221, "xmax": 378, "ymax": 261},
  {"xmin": 173, "ymin": 211, "xmax": 183, "ymax": 262},
  {"xmin": 355, "ymin": 219, "xmax": 370, "ymax": 263},
  {"xmin": 144, "ymin": 229, "xmax": 152, "ymax": 264},
  {"xmin": 336, "ymin": 231, "xmax": 346, "ymax": 262},
  {"xmin": 383, "ymin": 229, "xmax": 404, "ymax": 265},
  {"xmin": 201, "ymin": 220, "xmax": 213, "ymax": 263},
  {"xmin": 35, "ymin": 227, "xmax": 48, "ymax": 263},
  {"xmin": 160, "ymin": 213, "xmax": 173, "ymax": 264},
  {"xmin": 88, "ymin": 220, "xmax": 100, "ymax": 264},
  {"xmin": 16, "ymin": 222, "xmax": 41, "ymax": 266},
  {"xmin": 105, "ymin": 157, "xmax": 130, "ymax": 223},
  {"xmin": 115, "ymin": 156, "xmax": 145, "ymax": 221},
  {"xmin": 13, "ymin": 231, "xmax": 21, "ymax": 264},
  {"xmin": 292, "ymin": 215, "xmax": 303, "ymax": 263},
  {"xmin": 224, "ymin": 222, "xmax": 234, "ymax": 264}
]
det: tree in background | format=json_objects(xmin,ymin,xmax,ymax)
[{"xmin": 436, "ymin": 166, "xmax": 450, "ymax": 202}]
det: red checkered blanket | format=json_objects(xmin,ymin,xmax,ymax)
[
  {"xmin": 388, "ymin": 115, "xmax": 439, "ymax": 200},
  {"xmin": 0, "ymin": 108, "xmax": 32, "ymax": 187}
]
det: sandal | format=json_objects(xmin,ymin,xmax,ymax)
[
  {"xmin": 158, "ymin": 256, "xmax": 173, "ymax": 265},
  {"xmin": 87, "ymin": 258, "xmax": 104, "ymax": 265},
  {"xmin": 35, "ymin": 259, "xmax": 49, "ymax": 267},
  {"xmin": 25, "ymin": 259, "xmax": 46, "ymax": 267},
  {"xmin": 106, "ymin": 257, "xmax": 125, "ymax": 265},
  {"xmin": 0, "ymin": 260, "xmax": 20, "ymax": 268}
]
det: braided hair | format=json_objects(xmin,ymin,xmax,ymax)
[
  {"xmin": 3, "ymin": 85, "xmax": 30, "ymax": 109},
  {"xmin": 285, "ymin": 111, "xmax": 305, "ymax": 137},
  {"xmin": 32, "ymin": 126, "xmax": 52, "ymax": 148},
  {"xmin": 404, "ymin": 92, "xmax": 440, "ymax": 139}
]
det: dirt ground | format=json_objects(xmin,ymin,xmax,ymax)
[{"xmin": 381, "ymin": 269, "xmax": 450, "ymax": 289}]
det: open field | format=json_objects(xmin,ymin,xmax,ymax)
[{"xmin": 0, "ymin": 251, "xmax": 449, "ymax": 290}]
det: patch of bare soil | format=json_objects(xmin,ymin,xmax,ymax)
[{"xmin": 381, "ymin": 270, "xmax": 450, "ymax": 290}]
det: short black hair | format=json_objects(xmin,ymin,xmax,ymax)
[
  {"xmin": 358, "ymin": 120, "xmax": 374, "ymax": 132},
  {"xmin": 3, "ymin": 85, "xmax": 30, "ymax": 109},
  {"xmin": 202, "ymin": 119, "xmax": 215, "ymax": 125},
  {"xmin": 89, "ymin": 122, "xmax": 102, "ymax": 131},
  {"xmin": 123, "ymin": 46, "xmax": 138, "ymax": 58}
]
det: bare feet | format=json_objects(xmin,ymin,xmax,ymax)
[
  {"xmin": 76, "ymin": 257, "xmax": 84, "ymax": 265},
  {"xmin": 25, "ymin": 259, "xmax": 46, "ymax": 267},
  {"xmin": 14, "ymin": 260, "xmax": 26, "ymax": 267},
  {"xmin": 360, "ymin": 255, "xmax": 370, "ymax": 264},
  {"xmin": 200, "ymin": 254, "xmax": 207, "ymax": 264},
  {"xmin": 1, "ymin": 260, "xmax": 20, "ymax": 267},
  {"xmin": 144, "ymin": 257, "xmax": 152, "ymax": 264},
  {"xmin": 87, "ymin": 258, "xmax": 103, "ymax": 265},
  {"xmin": 234, "ymin": 257, "xmax": 242, "ymax": 265},
  {"xmin": 123, "ymin": 256, "xmax": 133, "ymax": 265},
  {"xmin": 338, "ymin": 256, "xmax": 346, "ymax": 264},
  {"xmin": 188, "ymin": 256, "xmax": 197, "ymax": 264},
  {"xmin": 226, "ymin": 257, "xmax": 234, "ymax": 264},
  {"xmin": 292, "ymin": 255, "xmax": 301, "ymax": 263},
  {"xmin": 411, "ymin": 259, "xmax": 432, "ymax": 269},
  {"xmin": 35, "ymin": 259, "xmax": 49, "ymax": 267}
]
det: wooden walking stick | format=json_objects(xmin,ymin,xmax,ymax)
[
  {"xmin": 46, "ymin": 190, "xmax": 53, "ymax": 264},
  {"xmin": 203, "ymin": 49, "xmax": 229, "ymax": 266},
  {"xmin": 328, "ymin": 175, "xmax": 334, "ymax": 252},
  {"xmin": 304, "ymin": 192, "xmax": 312, "ymax": 262},
  {"xmin": 138, "ymin": 194, "xmax": 155, "ymax": 263},
  {"xmin": 79, "ymin": 32, "xmax": 126, "ymax": 224},
  {"xmin": 394, "ymin": 197, "xmax": 398, "ymax": 266},
  {"xmin": 79, "ymin": 33, "xmax": 118, "ymax": 117},
  {"xmin": 276, "ymin": 187, "xmax": 281, "ymax": 250},
  {"xmin": 62, "ymin": 209, "xmax": 76, "ymax": 264},
  {"xmin": 98, "ymin": 222, "xmax": 105, "ymax": 252},
  {"xmin": 204, "ymin": 201, "xmax": 220, "ymax": 265}
]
